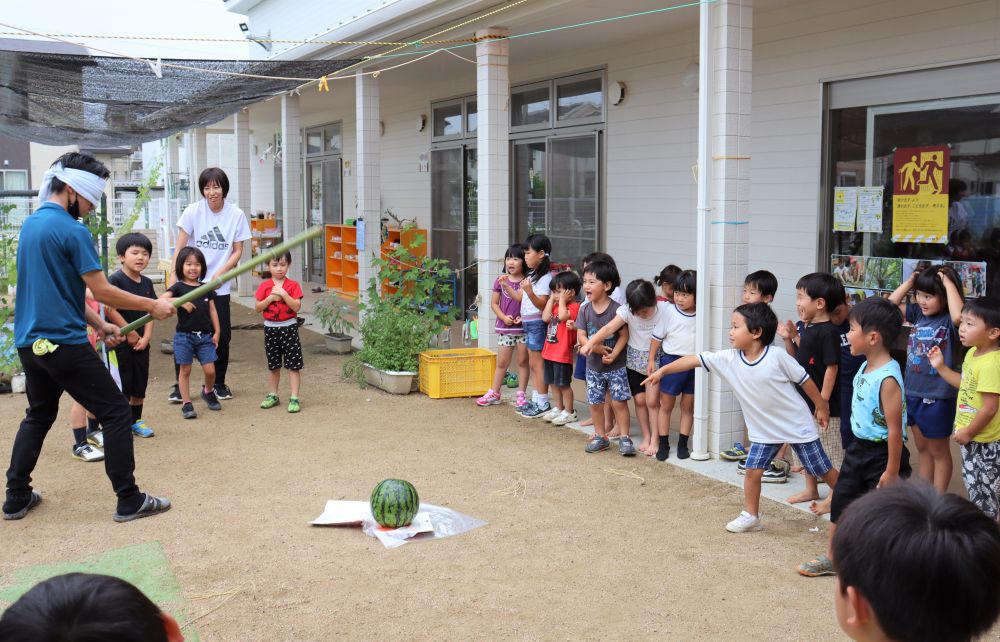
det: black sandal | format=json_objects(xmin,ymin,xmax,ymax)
[{"xmin": 114, "ymin": 494, "xmax": 171, "ymax": 522}]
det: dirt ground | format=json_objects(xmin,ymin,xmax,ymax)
[{"xmin": 1, "ymin": 304, "xmax": 860, "ymax": 640}]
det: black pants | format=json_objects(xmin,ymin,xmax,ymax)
[
  {"xmin": 174, "ymin": 293, "xmax": 232, "ymax": 387},
  {"xmin": 5, "ymin": 345, "xmax": 144, "ymax": 514}
]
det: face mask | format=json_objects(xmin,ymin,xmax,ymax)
[{"xmin": 67, "ymin": 195, "xmax": 81, "ymax": 219}]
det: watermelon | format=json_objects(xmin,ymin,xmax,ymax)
[{"xmin": 370, "ymin": 479, "xmax": 419, "ymax": 528}]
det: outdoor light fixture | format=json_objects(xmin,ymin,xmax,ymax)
[
  {"xmin": 416, "ymin": 114, "xmax": 426, "ymax": 132},
  {"xmin": 610, "ymin": 81, "xmax": 627, "ymax": 106},
  {"xmin": 239, "ymin": 22, "xmax": 272, "ymax": 52}
]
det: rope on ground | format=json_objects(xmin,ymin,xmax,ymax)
[
  {"xmin": 494, "ymin": 476, "xmax": 527, "ymax": 499},
  {"xmin": 181, "ymin": 582, "xmax": 254, "ymax": 631},
  {"xmin": 602, "ymin": 467, "xmax": 645, "ymax": 486}
]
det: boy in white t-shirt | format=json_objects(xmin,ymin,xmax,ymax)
[
  {"xmin": 644, "ymin": 302, "xmax": 839, "ymax": 533},
  {"xmin": 169, "ymin": 168, "xmax": 252, "ymax": 402}
]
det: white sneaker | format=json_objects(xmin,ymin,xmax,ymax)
[
  {"xmin": 72, "ymin": 443, "xmax": 105, "ymax": 463},
  {"xmin": 541, "ymin": 407, "xmax": 563, "ymax": 422},
  {"xmin": 726, "ymin": 510, "xmax": 763, "ymax": 533},
  {"xmin": 552, "ymin": 410, "xmax": 578, "ymax": 426}
]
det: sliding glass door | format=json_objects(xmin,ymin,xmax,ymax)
[{"xmin": 430, "ymin": 146, "xmax": 478, "ymax": 316}]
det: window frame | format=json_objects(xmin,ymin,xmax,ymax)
[
  {"xmin": 554, "ymin": 70, "xmax": 605, "ymax": 127},
  {"xmin": 304, "ymin": 122, "xmax": 342, "ymax": 159}
]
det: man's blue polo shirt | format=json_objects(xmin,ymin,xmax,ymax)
[{"xmin": 14, "ymin": 202, "xmax": 101, "ymax": 348}]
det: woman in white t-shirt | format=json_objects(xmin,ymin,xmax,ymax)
[
  {"xmin": 501, "ymin": 234, "xmax": 553, "ymax": 418},
  {"xmin": 168, "ymin": 168, "xmax": 252, "ymax": 403}
]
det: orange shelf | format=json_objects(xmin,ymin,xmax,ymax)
[{"xmin": 326, "ymin": 224, "xmax": 427, "ymax": 297}]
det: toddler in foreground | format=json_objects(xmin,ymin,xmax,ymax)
[{"xmin": 255, "ymin": 252, "xmax": 304, "ymax": 413}]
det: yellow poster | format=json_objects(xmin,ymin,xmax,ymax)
[{"xmin": 891, "ymin": 146, "xmax": 949, "ymax": 244}]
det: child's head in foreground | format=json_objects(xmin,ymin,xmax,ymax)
[
  {"xmin": 731, "ymin": 302, "xmax": 778, "ymax": 349},
  {"xmin": 551, "ymin": 270, "xmax": 582, "ymax": 300},
  {"xmin": 795, "ymin": 272, "xmax": 846, "ymax": 322},
  {"xmin": 0, "ymin": 572, "xmax": 184, "ymax": 641},
  {"xmin": 115, "ymin": 233, "xmax": 153, "ymax": 272},
  {"xmin": 582, "ymin": 260, "xmax": 620, "ymax": 302},
  {"xmin": 833, "ymin": 481, "xmax": 1000, "ymax": 642},
  {"xmin": 672, "ymin": 270, "xmax": 697, "ymax": 312},
  {"xmin": 959, "ymin": 297, "xmax": 1000, "ymax": 350},
  {"xmin": 625, "ymin": 279, "xmax": 658, "ymax": 317},
  {"xmin": 742, "ymin": 270, "xmax": 777, "ymax": 305},
  {"xmin": 268, "ymin": 251, "xmax": 292, "ymax": 278},
  {"xmin": 846, "ymin": 296, "xmax": 902, "ymax": 357},
  {"xmin": 175, "ymin": 246, "xmax": 207, "ymax": 283}
]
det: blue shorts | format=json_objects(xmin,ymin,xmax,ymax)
[
  {"xmin": 658, "ymin": 353, "xmax": 695, "ymax": 396},
  {"xmin": 523, "ymin": 319, "xmax": 546, "ymax": 352},
  {"xmin": 746, "ymin": 440, "xmax": 832, "ymax": 478},
  {"xmin": 906, "ymin": 396, "xmax": 957, "ymax": 439},
  {"xmin": 174, "ymin": 331, "xmax": 217, "ymax": 366},
  {"xmin": 574, "ymin": 353, "xmax": 587, "ymax": 380},
  {"xmin": 585, "ymin": 367, "xmax": 632, "ymax": 405}
]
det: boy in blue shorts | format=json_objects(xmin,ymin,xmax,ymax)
[
  {"xmin": 577, "ymin": 260, "xmax": 634, "ymax": 456},
  {"xmin": 799, "ymin": 297, "xmax": 911, "ymax": 576},
  {"xmin": 645, "ymin": 302, "xmax": 837, "ymax": 532}
]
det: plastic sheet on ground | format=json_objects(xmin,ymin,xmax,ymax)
[{"xmin": 311, "ymin": 500, "xmax": 486, "ymax": 549}]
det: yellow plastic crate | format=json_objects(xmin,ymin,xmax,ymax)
[{"xmin": 419, "ymin": 348, "xmax": 496, "ymax": 399}]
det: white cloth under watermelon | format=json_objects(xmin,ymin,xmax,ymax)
[{"xmin": 311, "ymin": 500, "xmax": 486, "ymax": 549}]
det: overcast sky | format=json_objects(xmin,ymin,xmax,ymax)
[{"xmin": 0, "ymin": 0, "xmax": 253, "ymax": 59}]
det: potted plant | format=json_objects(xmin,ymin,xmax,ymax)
[
  {"xmin": 344, "ymin": 236, "xmax": 456, "ymax": 394},
  {"xmin": 313, "ymin": 294, "xmax": 356, "ymax": 354}
]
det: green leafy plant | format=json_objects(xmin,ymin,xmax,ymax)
[
  {"xmin": 117, "ymin": 160, "xmax": 162, "ymax": 235},
  {"xmin": 0, "ymin": 203, "xmax": 20, "ymax": 379},
  {"xmin": 313, "ymin": 294, "xmax": 356, "ymax": 338},
  {"xmin": 344, "ymin": 235, "xmax": 457, "ymax": 383}
]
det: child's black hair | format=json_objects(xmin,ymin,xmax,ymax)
[
  {"xmin": 963, "ymin": 297, "xmax": 1000, "ymax": 333},
  {"xmin": 198, "ymin": 167, "xmax": 230, "ymax": 198},
  {"xmin": 551, "ymin": 270, "xmax": 582, "ymax": 297},
  {"xmin": 524, "ymin": 234, "xmax": 552, "ymax": 284},
  {"xmin": 0, "ymin": 572, "xmax": 170, "ymax": 642},
  {"xmin": 583, "ymin": 260, "xmax": 621, "ymax": 291},
  {"xmin": 833, "ymin": 481, "xmax": 1000, "ymax": 642},
  {"xmin": 268, "ymin": 250, "xmax": 293, "ymax": 265},
  {"xmin": 849, "ymin": 297, "xmax": 903, "ymax": 347},
  {"xmin": 625, "ymin": 279, "xmax": 657, "ymax": 313},
  {"xmin": 744, "ymin": 270, "xmax": 778, "ymax": 298},
  {"xmin": 674, "ymin": 269, "xmax": 697, "ymax": 296},
  {"xmin": 734, "ymin": 302, "xmax": 778, "ymax": 346},
  {"xmin": 914, "ymin": 264, "xmax": 965, "ymax": 310},
  {"xmin": 795, "ymin": 272, "xmax": 846, "ymax": 308},
  {"xmin": 655, "ymin": 264, "xmax": 682, "ymax": 288},
  {"xmin": 175, "ymin": 246, "xmax": 207, "ymax": 282},
  {"xmin": 582, "ymin": 251, "xmax": 618, "ymax": 270},
  {"xmin": 115, "ymin": 232, "xmax": 153, "ymax": 257},
  {"xmin": 503, "ymin": 243, "xmax": 526, "ymax": 276}
]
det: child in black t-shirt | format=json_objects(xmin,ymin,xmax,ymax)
[
  {"xmin": 162, "ymin": 247, "xmax": 220, "ymax": 420},
  {"xmin": 779, "ymin": 272, "xmax": 845, "ymax": 513},
  {"xmin": 107, "ymin": 233, "xmax": 157, "ymax": 438}
]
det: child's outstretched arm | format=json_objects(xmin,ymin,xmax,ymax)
[
  {"xmin": 641, "ymin": 355, "xmax": 700, "ymax": 386},
  {"xmin": 209, "ymin": 300, "xmax": 221, "ymax": 347},
  {"xmin": 927, "ymin": 346, "xmax": 961, "ymax": 388},
  {"xmin": 799, "ymin": 378, "xmax": 829, "ymax": 428},
  {"xmin": 580, "ymin": 316, "xmax": 625, "ymax": 356},
  {"xmin": 878, "ymin": 375, "xmax": 905, "ymax": 488},
  {"xmin": 939, "ymin": 270, "xmax": 965, "ymax": 326}
]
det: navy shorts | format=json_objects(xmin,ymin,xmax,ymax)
[
  {"xmin": 523, "ymin": 319, "xmax": 546, "ymax": 352},
  {"xmin": 573, "ymin": 353, "xmax": 587, "ymax": 380},
  {"xmin": 174, "ymin": 331, "xmax": 217, "ymax": 366},
  {"xmin": 658, "ymin": 353, "xmax": 695, "ymax": 396},
  {"xmin": 906, "ymin": 395, "xmax": 957, "ymax": 439},
  {"xmin": 746, "ymin": 440, "xmax": 833, "ymax": 478},
  {"xmin": 544, "ymin": 359, "xmax": 573, "ymax": 388}
]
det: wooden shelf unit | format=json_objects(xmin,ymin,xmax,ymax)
[
  {"xmin": 381, "ymin": 228, "xmax": 427, "ymax": 295},
  {"xmin": 325, "ymin": 224, "xmax": 428, "ymax": 297}
]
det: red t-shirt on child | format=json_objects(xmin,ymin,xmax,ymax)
[
  {"xmin": 255, "ymin": 278, "xmax": 303, "ymax": 322},
  {"xmin": 541, "ymin": 302, "xmax": 580, "ymax": 364}
]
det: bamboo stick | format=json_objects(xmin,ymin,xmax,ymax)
[{"xmin": 119, "ymin": 226, "xmax": 322, "ymax": 335}]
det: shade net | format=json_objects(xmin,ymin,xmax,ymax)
[{"xmin": 0, "ymin": 51, "xmax": 360, "ymax": 147}]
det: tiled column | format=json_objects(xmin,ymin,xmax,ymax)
[
  {"xmin": 475, "ymin": 27, "xmax": 510, "ymax": 351},
  {"xmin": 233, "ymin": 109, "xmax": 254, "ymax": 296},
  {"xmin": 281, "ymin": 94, "xmax": 305, "ymax": 281},
  {"xmin": 706, "ymin": 0, "xmax": 752, "ymax": 457},
  {"xmin": 356, "ymin": 72, "xmax": 382, "ymax": 312}
]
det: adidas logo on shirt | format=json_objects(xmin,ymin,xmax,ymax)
[{"xmin": 196, "ymin": 226, "xmax": 229, "ymax": 251}]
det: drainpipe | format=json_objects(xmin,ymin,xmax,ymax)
[{"xmin": 691, "ymin": 0, "xmax": 712, "ymax": 461}]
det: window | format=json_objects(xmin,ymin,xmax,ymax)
[
  {"xmin": 305, "ymin": 122, "xmax": 342, "ymax": 158},
  {"xmin": 511, "ymin": 71, "xmax": 605, "ymax": 131},
  {"xmin": 825, "ymin": 91, "xmax": 1000, "ymax": 298},
  {"xmin": 556, "ymin": 72, "xmax": 603, "ymax": 124},
  {"xmin": 510, "ymin": 82, "xmax": 550, "ymax": 130},
  {"xmin": 431, "ymin": 97, "xmax": 477, "ymax": 142},
  {"xmin": 0, "ymin": 170, "xmax": 27, "ymax": 191}
]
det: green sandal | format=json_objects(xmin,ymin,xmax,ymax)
[
  {"xmin": 798, "ymin": 554, "xmax": 835, "ymax": 577},
  {"xmin": 260, "ymin": 393, "xmax": 280, "ymax": 409}
]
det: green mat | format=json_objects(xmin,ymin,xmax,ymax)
[{"xmin": 0, "ymin": 541, "xmax": 199, "ymax": 640}]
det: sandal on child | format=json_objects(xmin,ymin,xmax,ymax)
[{"xmin": 798, "ymin": 554, "xmax": 835, "ymax": 577}]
